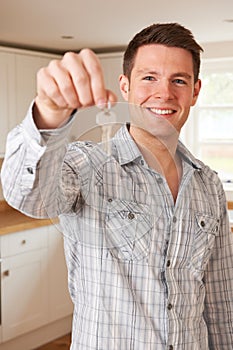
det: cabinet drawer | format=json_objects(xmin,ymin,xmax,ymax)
[{"xmin": 1, "ymin": 226, "xmax": 48, "ymax": 257}]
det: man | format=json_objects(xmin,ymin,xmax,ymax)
[{"xmin": 1, "ymin": 23, "xmax": 233, "ymax": 349}]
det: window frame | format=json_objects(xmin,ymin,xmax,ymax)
[{"xmin": 181, "ymin": 56, "xmax": 233, "ymax": 182}]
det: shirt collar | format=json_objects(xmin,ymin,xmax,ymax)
[
  {"xmin": 176, "ymin": 140, "xmax": 203, "ymax": 170},
  {"xmin": 112, "ymin": 124, "xmax": 143, "ymax": 165},
  {"xmin": 113, "ymin": 123, "xmax": 203, "ymax": 171}
]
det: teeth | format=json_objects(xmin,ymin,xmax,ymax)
[{"xmin": 150, "ymin": 108, "xmax": 174, "ymax": 115}]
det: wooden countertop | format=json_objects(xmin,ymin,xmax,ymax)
[
  {"xmin": 0, "ymin": 201, "xmax": 54, "ymax": 235},
  {"xmin": 0, "ymin": 199, "xmax": 232, "ymax": 236}
]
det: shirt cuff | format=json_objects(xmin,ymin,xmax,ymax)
[{"xmin": 21, "ymin": 101, "xmax": 76, "ymax": 150}]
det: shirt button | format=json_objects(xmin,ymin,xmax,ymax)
[
  {"xmin": 166, "ymin": 260, "xmax": 171, "ymax": 267},
  {"xmin": 27, "ymin": 167, "xmax": 34, "ymax": 174},
  {"xmin": 108, "ymin": 198, "xmax": 112, "ymax": 202},
  {"xmin": 167, "ymin": 303, "xmax": 173, "ymax": 310},
  {"xmin": 128, "ymin": 212, "xmax": 135, "ymax": 220},
  {"xmin": 200, "ymin": 220, "xmax": 205, "ymax": 227},
  {"xmin": 172, "ymin": 216, "xmax": 177, "ymax": 223},
  {"xmin": 157, "ymin": 178, "xmax": 163, "ymax": 184},
  {"xmin": 169, "ymin": 345, "xmax": 174, "ymax": 350}
]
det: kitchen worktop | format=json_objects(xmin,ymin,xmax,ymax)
[
  {"xmin": 0, "ymin": 199, "xmax": 232, "ymax": 236},
  {"xmin": 0, "ymin": 200, "xmax": 53, "ymax": 235}
]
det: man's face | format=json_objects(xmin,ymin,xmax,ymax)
[{"xmin": 119, "ymin": 44, "xmax": 201, "ymax": 135}]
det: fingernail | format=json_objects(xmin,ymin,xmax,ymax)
[{"xmin": 97, "ymin": 99, "xmax": 107, "ymax": 109}]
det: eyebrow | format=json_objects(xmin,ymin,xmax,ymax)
[
  {"xmin": 171, "ymin": 72, "xmax": 192, "ymax": 80},
  {"xmin": 137, "ymin": 69, "xmax": 192, "ymax": 80}
]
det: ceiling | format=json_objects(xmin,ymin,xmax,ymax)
[{"xmin": 1, "ymin": 0, "xmax": 233, "ymax": 54}]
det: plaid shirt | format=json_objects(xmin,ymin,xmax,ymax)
[{"xmin": 1, "ymin": 107, "xmax": 233, "ymax": 349}]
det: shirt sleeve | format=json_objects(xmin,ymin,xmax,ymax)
[
  {"xmin": 1, "ymin": 102, "xmax": 81, "ymax": 219},
  {"xmin": 203, "ymin": 181, "xmax": 233, "ymax": 348}
]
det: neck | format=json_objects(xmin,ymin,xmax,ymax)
[
  {"xmin": 130, "ymin": 126, "xmax": 179, "ymax": 168},
  {"xmin": 130, "ymin": 126, "xmax": 182, "ymax": 202}
]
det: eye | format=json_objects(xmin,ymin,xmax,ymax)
[
  {"xmin": 143, "ymin": 76, "xmax": 156, "ymax": 81},
  {"xmin": 173, "ymin": 78, "xmax": 187, "ymax": 85}
]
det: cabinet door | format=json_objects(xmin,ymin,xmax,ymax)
[
  {"xmin": 99, "ymin": 53, "xmax": 124, "ymax": 101},
  {"xmin": 15, "ymin": 55, "xmax": 48, "ymax": 124},
  {"xmin": 0, "ymin": 49, "xmax": 60, "ymax": 156},
  {"xmin": 15, "ymin": 53, "xmax": 60, "ymax": 125},
  {"xmin": 1, "ymin": 226, "xmax": 48, "ymax": 258},
  {"xmin": 47, "ymin": 225, "xmax": 73, "ymax": 322},
  {"xmin": 1, "ymin": 248, "xmax": 49, "ymax": 342},
  {"xmin": 0, "ymin": 52, "xmax": 16, "ymax": 156}
]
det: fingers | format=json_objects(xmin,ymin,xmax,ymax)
[
  {"xmin": 36, "ymin": 63, "xmax": 77, "ymax": 109},
  {"xmin": 36, "ymin": 49, "xmax": 117, "ymax": 111},
  {"xmin": 75, "ymin": 49, "xmax": 107, "ymax": 107}
]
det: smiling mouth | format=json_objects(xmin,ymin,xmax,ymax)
[{"xmin": 148, "ymin": 108, "xmax": 176, "ymax": 116}]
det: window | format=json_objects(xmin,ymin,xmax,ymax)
[{"xmin": 181, "ymin": 57, "xmax": 233, "ymax": 183}]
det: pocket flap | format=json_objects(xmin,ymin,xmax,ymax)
[{"xmin": 195, "ymin": 213, "xmax": 220, "ymax": 235}]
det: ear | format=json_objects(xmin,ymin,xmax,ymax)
[
  {"xmin": 119, "ymin": 74, "xmax": 130, "ymax": 101},
  {"xmin": 191, "ymin": 79, "xmax": 201, "ymax": 106}
]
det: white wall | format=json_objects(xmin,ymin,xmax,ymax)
[{"xmin": 202, "ymin": 40, "xmax": 233, "ymax": 59}]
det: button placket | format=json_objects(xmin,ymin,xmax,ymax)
[{"xmin": 165, "ymin": 216, "xmax": 177, "ymax": 270}]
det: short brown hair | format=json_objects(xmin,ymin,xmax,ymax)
[{"xmin": 123, "ymin": 23, "xmax": 203, "ymax": 82}]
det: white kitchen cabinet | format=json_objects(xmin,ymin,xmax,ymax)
[
  {"xmin": 0, "ymin": 47, "xmax": 60, "ymax": 156},
  {"xmin": 99, "ymin": 52, "xmax": 124, "ymax": 101},
  {"xmin": 0, "ymin": 224, "xmax": 73, "ymax": 344},
  {"xmin": 1, "ymin": 249, "xmax": 49, "ymax": 342},
  {"xmin": 0, "ymin": 51, "xmax": 16, "ymax": 156},
  {"xmin": 15, "ymin": 54, "xmax": 55, "ymax": 124},
  {"xmin": 47, "ymin": 225, "xmax": 73, "ymax": 322},
  {"xmin": 1, "ymin": 226, "xmax": 49, "ymax": 342}
]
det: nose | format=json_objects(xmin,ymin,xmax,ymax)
[{"xmin": 153, "ymin": 80, "xmax": 174, "ymax": 101}]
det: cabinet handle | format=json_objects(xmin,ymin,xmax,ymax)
[{"xmin": 3, "ymin": 270, "xmax": 10, "ymax": 277}]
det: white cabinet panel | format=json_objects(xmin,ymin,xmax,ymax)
[
  {"xmin": 0, "ymin": 47, "xmax": 60, "ymax": 156},
  {"xmin": 1, "ymin": 248, "xmax": 49, "ymax": 341},
  {"xmin": 0, "ymin": 224, "xmax": 73, "ymax": 343},
  {"xmin": 1, "ymin": 226, "xmax": 48, "ymax": 257},
  {"xmin": 15, "ymin": 54, "xmax": 58, "ymax": 124},
  {"xmin": 99, "ymin": 53, "xmax": 124, "ymax": 101},
  {"xmin": 0, "ymin": 52, "xmax": 16, "ymax": 155}
]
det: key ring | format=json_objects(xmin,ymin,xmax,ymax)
[
  {"xmin": 96, "ymin": 101, "xmax": 116, "ymax": 125},
  {"xmin": 96, "ymin": 101, "xmax": 117, "ymax": 154}
]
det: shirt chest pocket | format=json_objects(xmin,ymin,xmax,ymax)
[
  {"xmin": 190, "ymin": 213, "xmax": 220, "ymax": 271},
  {"xmin": 105, "ymin": 199, "xmax": 153, "ymax": 261}
]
